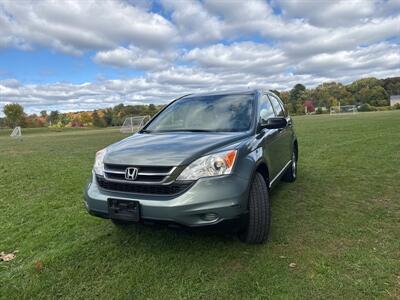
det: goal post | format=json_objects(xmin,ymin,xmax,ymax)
[
  {"xmin": 10, "ymin": 126, "xmax": 22, "ymax": 138},
  {"xmin": 120, "ymin": 115, "xmax": 150, "ymax": 134},
  {"xmin": 330, "ymin": 105, "xmax": 357, "ymax": 115}
]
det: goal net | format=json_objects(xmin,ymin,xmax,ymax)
[
  {"xmin": 120, "ymin": 115, "xmax": 150, "ymax": 134},
  {"xmin": 10, "ymin": 126, "xmax": 22, "ymax": 138},
  {"xmin": 330, "ymin": 105, "xmax": 357, "ymax": 115}
]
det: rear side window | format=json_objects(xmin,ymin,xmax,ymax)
[{"xmin": 268, "ymin": 94, "xmax": 285, "ymax": 117}]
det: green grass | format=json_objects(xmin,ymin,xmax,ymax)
[
  {"xmin": 1, "ymin": 111, "xmax": 399, "ymax": 299},
  {"xmin": 0, "ymin": 126, "xmax": 119, "ymax": 137}
]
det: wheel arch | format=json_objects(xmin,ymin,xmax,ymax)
[{"xmin": 253, "ymin": 160, "xmax": 270, "ymax": 190}]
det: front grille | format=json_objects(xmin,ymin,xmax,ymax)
[
  {"xmin": 103, "ymin": 164, "xmax": 174, "ymax": 183},
  {"xmin": 105, "ymin": 164, "xmax": 172, "ymax": 173},
  {"xmin": 96, "ymin": 176, "xmax": 193, "ymax": 196}
]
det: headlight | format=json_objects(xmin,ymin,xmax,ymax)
[
  {"xmin": 177, "ymin": 150, "xmax": 237, "ymax": 181},
  {"xmin": 93, "ymin": 148, "xmax": 107, "ymax": 176}
]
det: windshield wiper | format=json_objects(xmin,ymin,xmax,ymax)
[
  {"xmin": 140, "ymin": 129, "xmax": 153, "ymax": 133},
  {"xmin": 157, "ymin": 129, "xmax": 216, "ymax": 133},
  {"xmin": 179, "ymin": 129, "xmax": 216, "ymax": 132}
]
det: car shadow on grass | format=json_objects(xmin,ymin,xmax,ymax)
[
  {"xmin": 106, "ymin": 178, "xmax": 303, "ymax": 251},
  {"xmin": 109, "ymin": 219, "xmax": 242, "ymax": 248}
]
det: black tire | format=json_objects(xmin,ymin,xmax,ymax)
[
  {"xmin": 111, "ymin": 219, "xmax": 131, "ymax": 226},
  {"xmin": 238, "ymin": 172, "xmax": 270, "ymax": 244},
  {"xmin": 282, "ymin": 149, "xmax": 297, "ymax": 183}
]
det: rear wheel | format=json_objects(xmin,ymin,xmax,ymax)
[
  {"xmin": 282, "ymin": 149, "xmax": 297, "ymax": 182},
  {"xmin": 238, "ymin": 172, "xmax": 270, "ymax": 244}
]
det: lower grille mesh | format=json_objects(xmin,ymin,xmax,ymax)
[{"xmin": 96, "ymin": 176, "xmax": 193, "ymax": 196}]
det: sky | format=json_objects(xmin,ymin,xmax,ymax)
[{"xmin": 0, "ymin": 0, "xmax": 399, "ymax": 115}]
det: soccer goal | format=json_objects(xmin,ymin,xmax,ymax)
[
  {"xmin": 120, "ymin": 115, "xmax": 150, "ymax": 134},
  {"xmin": 10, "ymin": 126, "xmax": 22, "ymax": 138},
  {"xmin": 330, "ymin": 105, "xmax": 357, "ymax": 115}
]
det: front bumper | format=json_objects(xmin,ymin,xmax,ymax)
[{"xmin": 84, "ymin": 172, "xmax": 250, "ymax": 227}]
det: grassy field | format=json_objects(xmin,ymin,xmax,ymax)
[{"xmin": 1, "ymin": 111, "xmax": 399, "ymax": 299}]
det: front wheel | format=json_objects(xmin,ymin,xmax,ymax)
[
  {"xmin": 282, "ymin": 150, "xmax": 297, "ymax": 182},
  {"xmin": 238, "ymin": 172, "xmax": 271, "ymax": 244}
]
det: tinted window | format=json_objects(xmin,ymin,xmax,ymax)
[
  {"xmin": 145, "ymin": 94, "xmax": 254, "ymax": 132},
  {"xmin": 268, "ymin": 95, "xmax": 285, "ymax": 117},
  {"xmin": 259, "ymin": 94, "xmax": 275, "ymax": 120}
]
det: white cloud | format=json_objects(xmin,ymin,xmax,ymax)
[
  {"xmin": 205, "ymin": 0, "xmax": 272, "ymax": 21},
  {"xmin": 203, "ymin": 0, "xmax": 321, "ymax": 41},
  {"xmin": 296, "ymin": 43, "xmax": 400, "ymax": 76},
  {"xmin": 0, "ymin": 0, "xmax": 177, "ymax": 54},
  {"xmin": 3, "ymin": 55, "xmax": 399, "ymax": 116},
  {"xmin": 202, "ymin": 0, "xmax": 400, "ymax": 57},
  {"xmin": 276, "ymin": 0, "xmax": 376, "ymax": 27},
  {"xmin": 277, "ymin": 0, "xmax": 400, "ymax": 27},
  {"xmin": 93, "ymin": 46, "xmax": 177, "ymax": 70},
  {"xmin": 283, "ymin": 16, "xmax": 400, "ymax": 57},
  {"xmin": 0, "ymin": 0, "xmax": 399, "ymax": 115},
  {"xmin": 185, "ymin": 42, "xmax": 288, "ymax": 75},
  {"xmin": 161, "ymin": 0, "xmax": 223, "ymax": 44}
]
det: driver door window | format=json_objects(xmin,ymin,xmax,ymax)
[
  {"xmin": 259, "ymin": 94, "xmax": 275, "ymax": 120},
  {"xmin": 259, "ymin": 94, "xmax": 281, "ymax": 180},
  {"xmin": 268, "ymin": 95, "xmax": 285, "ymax": 117}
]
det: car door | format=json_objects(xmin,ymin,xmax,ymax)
[
  {"xmin": 268, "ymin": 94, "xmax": 293, "ymax": 172},
  {"xmin": 258, "ymin": 93, "xmax": 283, "ymax": 180}
]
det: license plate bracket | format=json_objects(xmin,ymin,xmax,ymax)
[{"xmin": 108, "ymin": 199, "xmax": 140, "ymax": 222}]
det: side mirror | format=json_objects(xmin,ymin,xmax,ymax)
[{"xmin": 260, "ymin": 117, "xmax": 287, "ymax": 129}]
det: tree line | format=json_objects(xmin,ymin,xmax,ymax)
[
  {"xmin": 0, "ymin": 103, "xmax": 163, "ymax": 128},
  {"xmin": 1, "ymin": 76, "xmax": 399, "ymax": 128},
  {"xmin": 272, "ymin": 76, "xmax": 400, "ymax": 114}
]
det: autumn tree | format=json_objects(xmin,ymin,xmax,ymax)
[
  {"xmin": 40, "ymin": 110, "xmax": 47, "ymax": 118},
  {"xmin": 92, "ymin": 110, "xmax": 105, "ymax": 127},
  {"xmin": 382, "ymin": 77, "xmax": 400, "ymax": 95},
  {"xmin": 355, "ymin": 86, "xmax": 388, "ymax": 106},
  {"xmin": 290, "ymin": 84, "xmax": 306, "ymax": 113},
  {"xmin": 103, "ymin": 108, "xmax": 113, "ymax": 126},
  {"xmin": 3, "ymin": 103, "xmax": 25, "ymax": 128},
  {"xmin": 310, "ymin": 82, "xmax": 354, "ymax": 108},
  {"xmin": 112, "ymin": 104, "xmax": 125, "ymax": 126},
  {"xmin": 348, "ymin": 77, "xmax": 382, "ymax": 94},
  {"xmin": 79, "ymin": 112, "xmax": 92, "ymax": 126},
  {"xmin": 148, "ymin": 104, "xmax": 158, "ymax": 116},
  {"xmin": 47, "ymin": 110, "xmax": 60, "ymax": 125}
]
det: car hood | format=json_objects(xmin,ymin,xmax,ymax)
[{"xmin": 105, "ymin": 132, "xmax": 249, "ymax": 166}]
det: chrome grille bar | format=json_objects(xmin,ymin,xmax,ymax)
[{"xmin": 103, "ymin": 165, "xmax": 177, "ymax": 185}]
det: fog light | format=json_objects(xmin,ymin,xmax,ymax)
[{"xmin": 202, "ymin": 213, "xmax": 219, "ymax": 222}]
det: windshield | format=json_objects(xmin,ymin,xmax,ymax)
[{"xmin": 144, "ymin": 94, "xmax": 255, "ymax": 133}]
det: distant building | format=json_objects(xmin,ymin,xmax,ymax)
[{"xmin": 390, "ymin": 95, "xmax": 400, "ymax": 106}]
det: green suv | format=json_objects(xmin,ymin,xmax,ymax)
[{"xmin": 84, "ymin": 90, "xmax": 298, "ymax": 244}]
